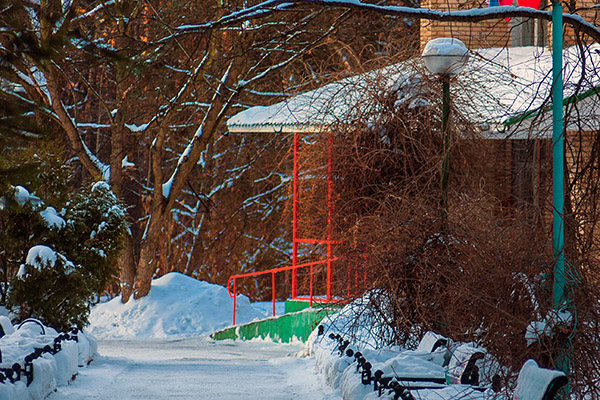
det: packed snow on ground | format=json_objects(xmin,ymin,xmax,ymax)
[
  {"xmin": 0, "ymin": 272, "xmax": 565, "ymax": 400},
  {"xmin": 47, "ymin": 273, "xmax": 340, "ymax": 399},
  {"xmin": 47, "ymin": 338, "xmax": 341, "ymax": 400},
  {"xmin": 0, "ymin": 272, "xmax": 283, "ymax": 400},
  {"xmin": 87, "ymin": 272, "xmax": 264, "ymax": 339}
]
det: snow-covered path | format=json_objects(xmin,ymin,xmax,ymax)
[{"xmin": 48, "ymin": 338, "xmax": 341, "ymax": 399}]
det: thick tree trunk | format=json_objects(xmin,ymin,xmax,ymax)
[
  {"xmin": 133, "ymin": 245, "xmax": 155, "ymax": 299},
  {"xmin": 133, "ymin": 207, "xmax": 167, "ymax": 299},
  {"xmin": 133, "ymin": 230, "xmax": 159, "ymax": 299},
  {"xmin": 119, "ymin": 235, "xmax": 136, "ymax": 302},
  {"xmin": 118, "ymin": 167, "xmax": 145, "ymax": 302}
]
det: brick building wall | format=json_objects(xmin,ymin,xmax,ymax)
[
  {"xmin": 420, "ymin": 0, "xmax": 600, "ymax": 50},
  {"xmin": 420, "ymin": 0, "xmax": 599, "ymax": 231},
  {"xmin": 420, "ymin": 8, "xmax": 513, "ymax": 50}
]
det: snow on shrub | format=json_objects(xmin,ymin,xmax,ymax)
[
  {"xmin": 5, "ymin": 182, "xmax": 127, "ymax": 331},
  {"xmin": 525, "ymin": 309, "xmax": 573, "ymax": 346},
  {"xmin": 315, "ymin": 290, "xmax": 397, "ymax": 349},
  {"xmin": 39, "ymin": 207, "xmax": 65, "ymax": 230}
]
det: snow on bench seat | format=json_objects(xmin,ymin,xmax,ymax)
[{"xmin": 514, "ymin": 359, "xmax": 567, "ymax": 400}]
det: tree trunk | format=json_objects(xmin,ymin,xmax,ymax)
[
  {"xmin": 133, "ymin": 208, "xmax": 166, "ymax": 299},
  {"xmin": 119, "ymin": 235, "xmax": 136, "ymax": 302}
]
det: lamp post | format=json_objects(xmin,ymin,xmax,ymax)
[{"xmin": 422, "ymin": 38, "xmax": 470, "ymax": 230}]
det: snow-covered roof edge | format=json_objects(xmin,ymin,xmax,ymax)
[
  {"xmin": 227, "ymin": 44, "xmax": 600, "ymax": 136},
  {"xmin": 227, "ymin": 122, "xmax": 325, "ymax": 133}
]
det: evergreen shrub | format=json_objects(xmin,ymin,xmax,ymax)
[{"xmin": 3, "ymin": 182, "xmax": 127, "ymax": 331}]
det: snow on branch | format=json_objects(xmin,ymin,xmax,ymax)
[
  {"xmin": 242, "ymin": 173, "xmax": 290, "ymax": 208},
  {"xmin": 171, "ymin": 0, "xmax": 600, "ymax": 44},
  {"xmin": 72, "ymin": 0, "xmax": 116, "ymax": 21}
]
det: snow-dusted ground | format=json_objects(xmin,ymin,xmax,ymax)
[
  {"xmin": 0, "ymin": 273, "xmax": 321, "ymax": 399},
  {"xmin": 47, "ymin": 273, "xmax": 340, "ymax": 399},
  {"xmin": 48, "ymin": 338, "xmax": 340, "ymax": 400},
  {"xmin": 2, "ymin": 272, "xmax": 562, "ymax": 399}
]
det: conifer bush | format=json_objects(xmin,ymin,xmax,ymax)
[{"xmin": 2, "ymin": 182, "xmax": 127, "ymax": 331}]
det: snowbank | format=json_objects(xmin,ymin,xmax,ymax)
[
  {"xmin": 88, "ymin": 272, "xmax": 264, "ymax": 339},
  {"xmin": 0, "ymin": 318, "xmax": 95, "ymax": 400},
  {"xmin": 310, "ymin": 331, "xmax": 491, "ymax": 400},
  {"xmin": 306, "ymin": 296, "xmax": 503, "ymax": 400}
]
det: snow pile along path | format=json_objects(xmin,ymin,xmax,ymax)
[{"xmin": 88, "ymin": 272, "xmax": 264, "ymax": 339}]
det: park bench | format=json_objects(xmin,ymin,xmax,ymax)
[
  {"xmin": 323, "ymin": 328, "xmax": 568, "ymax": 400},
  {"xmin": 514, "ymin": 359, "xmax": 568, "ymax": 400}
]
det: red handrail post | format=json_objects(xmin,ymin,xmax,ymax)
[
  {"xmin": 363, "ymin": 248, "xmax": 369, "ymax": 290},
  {"xmin": 292, "ymin": 131, "xmax": 299, "ymax": 299},
  {"xmin": 347, "ymin": 263, "xmax": 351, "ymax": 298},
  {"xmin": 227, "ymin": 258, "xmax": 339, "ymax": 324},
  {"xmin": 327, "ymin": 130, "xmax": 333, "ymax": 300},
  {"xmin": 309, "ymin": 264, "xmax": 314, "ymax": 308},
  {"xmin": 272, "ymin": 272, "xmax": 276, "ymax": 316},
  {"xmin": 232, "ymin": 277, "xmax": 237, "ymax": 325}
]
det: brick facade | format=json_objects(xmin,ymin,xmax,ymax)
[
  {"xmin": 420, "ymin": 0, "xmax": 600, "ymax": 50},
  {"xmin": 420, "ymin": 0, "xmax": 600, "ymax": 229},
  {"xmin": 420, "ymin": 9, "xmax": 513, "ymax": 50}
]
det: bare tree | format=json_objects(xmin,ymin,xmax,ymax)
[{"xmin": 1, "ymin": 0, "xmax": 370, "ymax": 300}]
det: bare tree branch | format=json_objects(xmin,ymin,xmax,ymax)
[{"xmin": 168, "ymin": 0, "xmax": 600, "ymax": 44}]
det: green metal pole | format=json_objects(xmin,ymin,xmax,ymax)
[
  {"xmin": 441, "ymin": 78, "xmax": 450, "ymax": 230},
  {"xmin": 552, "ymin": 0, "xmax": 569, "ymax": 377},
  {"xmin": 552, "ymin": 0, "xmax": 565, "ymax": 315}
]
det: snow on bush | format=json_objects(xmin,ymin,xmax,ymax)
[
  {"xmin": 315, "ymin": 289, "xmax": 397, "ymax": 349},
  {"xmin": 39, "ymin": 207, "xmax": 65, "ymax": 230},
  {"xmin": 17, "ymin": 245, "xmax": 76, "ymax": 279},
  {"xmin": 0, "ymin": 318, "xmax": 95, "ymax": 400},
  {"xmin": 88, "ymin": 272, "xmax": 264, "ymax": 339},
  {"xmin": 525, "ymin": 309, "xmax": 573, "ymax": 346},
  {"xmin": 13, "ymin": 186, "xmax": 41, "ymax": 207},
  {"xmin": 5, "ymin": 181, "xmax": 128, "ymax": 331}
]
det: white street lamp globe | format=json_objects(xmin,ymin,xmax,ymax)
[{"xmin": 422, "ymin": 37, "xmax": 470, "ymax": 76}]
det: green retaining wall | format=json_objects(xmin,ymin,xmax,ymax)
[
  {"xmin": 211, "ymin": 305, "xmax": 339, "ymax": 343},
  {"xmin": 284, "ymin": 299, "xmax": 336, "ymax": 314}
]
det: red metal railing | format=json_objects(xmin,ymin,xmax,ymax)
[
  {"xmin": 227, "ymin": 258, "xmax": 338, "ymax": 325},
  {"xmin": 227, "ymin": 131, "xmax": 346, "ymax": 325}
]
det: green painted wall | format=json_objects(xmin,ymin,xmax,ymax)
[
  {"xmin": 211, "ymin": 306, "xmax": 338, "ymax": 343},
  {"xmin": 284, "ymin": 299, "xmax": 337, "ymax": 314}
]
